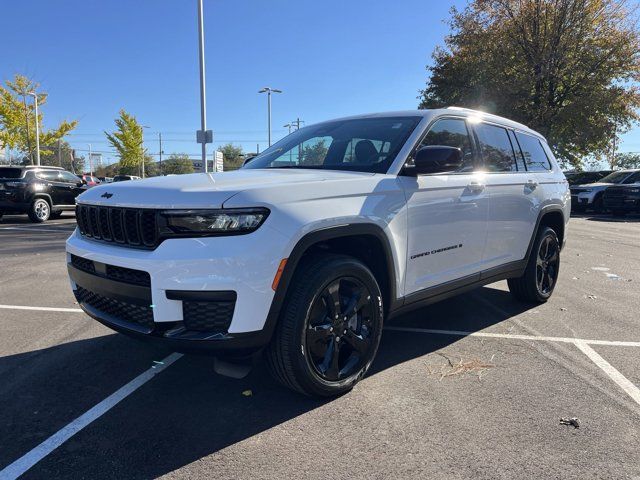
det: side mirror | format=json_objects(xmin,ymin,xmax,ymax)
[{"xmin": 406, "ymin": 146, "xmax": 463, "ymax": 175}]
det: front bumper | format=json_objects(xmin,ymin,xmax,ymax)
[
  {"xmin": 603, "ymin": 196, "xmax": 640, "ymax": 212},
  {"xmin": 66, "ymin": 224, "xmax": 290, "ymax": 352}
]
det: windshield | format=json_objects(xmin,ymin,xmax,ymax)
[
  {"xmin": 599, "ymin": 171, "xmax": 632, "ymax": 184},
  {"xmin": 243, "ymin": 116, "xmax": 421, "ymax": 173}
]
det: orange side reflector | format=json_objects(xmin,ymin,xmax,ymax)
[{"xmin": 272, "ymin": 258, "xmax": 288, "ymax": 291}]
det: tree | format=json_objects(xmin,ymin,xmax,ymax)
[
  {"xmin": 39, "ymin": 140, "xmax": 85, "ymax": 173},
  {"xmin": 161, "ymin": 153, "xmax": 194, "ymax": 175},
  {"xmin": 0, "ymin": 74, "xmax": 78, "ymax": 163},
  {"xmin": 614, "ymin": 152, "xmax": 640, "ymax": 169},
  {"xmin": 418, "ymin": 0, "xmax": 640, "ymax": 168},
  {"xmin": 300, "ymin": 139, "xmax": 328, "ymax": 165},
  {"xmin": 105, "ymin": 110, "xmax": 147, "ymax": 175},
  {"xmin": 218, "ymin": 143, "xmax": 244, "ymax": 170}
]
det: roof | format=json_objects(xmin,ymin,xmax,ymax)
[
  {"xmin": 0, "ymin": 165, "xmax": 64, "ymax": 170},
  {"xmin": 315, "ymin": 107, "xmax": 544, "ymax": 139}
]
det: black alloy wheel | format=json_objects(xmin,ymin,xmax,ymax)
[
  {"xmin": 305, "ymin": 276, "xmax": 376, "ymax": 382},
  {"xmin": 267, "ymin": 254, "xmax": 383, "ymax": 397},
  {"xmin": 508, "ymin": 226, "xmax": 561, "ymax": 303},
  {"xmin": 535, "ymin": 234, "xmax": 559, "ymax": 296}
]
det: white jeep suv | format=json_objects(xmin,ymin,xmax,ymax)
[{"xmin": 66, "ymin": 108, "xmax": 570, "ymax": 396}]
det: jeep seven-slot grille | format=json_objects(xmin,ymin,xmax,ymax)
[{"xmin": 76, "ymin": 204, "xmax": 159, "ymax": 249}]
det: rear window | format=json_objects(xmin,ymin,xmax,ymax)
[
  {"xmin": 515, "ymin": 132, "xmax": 552, "ymax": 171},
  {"xmin": 0, "ymin": 168, "xmax": 23, "ymax": 179}
]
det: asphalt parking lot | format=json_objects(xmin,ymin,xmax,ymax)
[{"xmin": 0, "ymin": 212, "xmax": 639, "ymax": 479}]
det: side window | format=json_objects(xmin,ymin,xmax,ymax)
[
  {"xmin": 623, "ymin": 172, "xmax": 640, "ymax": 184},
  {"xmin": 474, "ymin": 123, "xmax": 517, "ymax": 172},
  {"xmin": 59, "ymin": 171, "xmax": 80, "ymax": 183},
  {"xmin": 419, "ymin": 118, "xmax": 475, "ymax": 172},
  {"xmin": 515, "ymin": 132, "xmax": 552, "ymax": 171},
  {"xmin": 36, "ymin": 170, "xmax": 59, "ymax": 181},
  {"xmin": 508, "ymin": 130, "xmax": 526, "ymax": 171}
]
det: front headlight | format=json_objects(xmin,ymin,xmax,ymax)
[
  {"xmin": 580, "ymin": 188, "xmax": 593, "ymax": 193},
  {"xmin": 159, "ymin": 208, "xmax": 269, "ymax": 236}
]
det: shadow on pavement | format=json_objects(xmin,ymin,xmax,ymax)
[{"xmin": 2, "ymin": 287, "xmax": 533, "ymax": 479}]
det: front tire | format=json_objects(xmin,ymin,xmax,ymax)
[
  {"xmin": 28, "ymin": 198, "xmax": 51, "ymax": 223},
  {"xmin": 266, "ymin": 254, "xmax": 384, "ymax": 397},
  {"xmin": 508, "ymin": 226, "xmax": 560, "ymax": 303}
]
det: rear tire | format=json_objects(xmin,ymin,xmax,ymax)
[
  {"xmin": 508, "ymin": 227, "xmax": 560, "ymax": 303},
  {"xmin": 28, "ymin": 198, "xmax": 51, "ymax": 223},
  {"xmin": 266, "ymin": 254, "xmax": 384, "ymax": 397}
]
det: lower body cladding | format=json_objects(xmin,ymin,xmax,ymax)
[{"xmin": 65, "ymin": 226, "xmax": 289, "ymax": 356}]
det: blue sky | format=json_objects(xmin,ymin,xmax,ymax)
[{"xmin": 2, "ymin": 0, "xmax": 638, "ymax": 166}]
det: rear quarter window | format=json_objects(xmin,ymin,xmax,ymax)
[
  {"xmin": 0, "ymin": 168, "xmax": 23, "ymax": 179},
  {"xmin": 515, "ymin": 132, "xmax": 552, "ymax": 171}
]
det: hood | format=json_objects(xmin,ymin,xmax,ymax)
[{"xmin": 77, "ymin": 169, "xmax": 374, "ymax": 209}]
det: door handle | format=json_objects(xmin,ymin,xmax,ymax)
[
  {"xmin": 466, "ymin": 182, "xmax": 485, "ymax": 193},
  {"xmin": 526, "ymin": 179, "xmax": 539, "ymax": 190}
]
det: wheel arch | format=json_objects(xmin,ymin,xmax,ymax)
[
  {"xmin": 526, "ymin": 206, "xmax": 566, "ymax": 259},
  {"xmin": 263, "ymin": 223, "xmax": 399, "ymax": 340},
  {"xmin": 32, "ymin": 193, "xmax": 53, "ymax": 207}
]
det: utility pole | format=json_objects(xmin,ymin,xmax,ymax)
[
  {"xmin": 57, "ymin": 139, "xmax": 62, "ymax": 167},
  {"xmin": 258, "ymin": 87, "xmax": 282, "ymax": 146},
  {"xmin": 284, "ymin": 123, "xmax": 294, "ymax": 163},
  {"xmin": 158, "ymin": 132, "xmax": 163, "ymax": 174},
  {"xmin": 88, "ymin": 144, "xmax": 93, "ymax": 176},
  {"xmin": 26, "ymin": 92, "xmax": 41, "ymax": 166},
  {"xmin": 292, "ymin": 118, "xmax": 304, "ymax": 162}
]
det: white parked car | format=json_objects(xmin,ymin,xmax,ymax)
[{"xmin": 66, "ymin": 108, "xmax": 570, "ymax": 396}]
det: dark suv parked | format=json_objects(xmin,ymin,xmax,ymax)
[
  {"xmin": 603, "ymin": 184, "xmax": 640, "ymax": 215},
  {"xmin": 0, "ymin": 165, "xmax": 86, "ymax": 222}
]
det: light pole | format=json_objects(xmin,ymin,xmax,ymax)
[
  {"xmin": 197, "ymin": 0, "xmax": 209, "ymax": 172},
  {"xmin": 258, "ymin": 87, "xmax": 282, "ymax": 147},
  {"xmin": 26, "ymin": 92, "xmax": 41, "ymax": 166}
]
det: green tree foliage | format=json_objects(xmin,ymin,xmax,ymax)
[
  {"xmin": 418, "ymin": 0, "xmax": 640, "ymax": 168},
  {"xmin": 161, "ymin": 153, "xmax": 195, "ymax": 175},
  {"xmin": 614, "ymin": 152, "xmax": 640, "ymax": 169},
  {"xmin": 300, "ymin": 139, "xmax": 328, "ymax": 165},
  {"xmin": 0, "ymin": 74, "xmax": 78, "ymax": 163},
  {"xmin": 105, "ymin": 110, "xmax": 147, "ymax": 175},
  {"xmin": 218, "ymin": 143, "xmax": 244, "ymax": 170}
]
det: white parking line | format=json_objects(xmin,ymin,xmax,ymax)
[
  {"xmin": 384, "ymin": 326, "xmax": 640, "ymax": 347},
  {"xmin": 0, "ymin": 226, "xmax": 74, "ymax": 233},
  {"xmin": 575, "ymin": 341, "xmax": 640, "ymax": 406},
  {"xmin": 0, "ymin": 353, "xmax": 183, "ymax": 480},
  {"xmin": 386, "ymin": 326, "xmax": 640, "ymax": 407},
  {"xmin": 0, "ymin": 304, "xmax": 83, "ymax": 313}
]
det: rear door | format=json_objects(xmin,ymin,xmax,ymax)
[
  {"xmin": 476, "ymin": 124, "xmax": 546, "ymax": 269},
  {"xmin": 399, "ymin": 116, "xmax": 490, "ymax": 294},
  {"xmin": 35, "ymin": 170, "xmax": 66, "ymax": 205}
]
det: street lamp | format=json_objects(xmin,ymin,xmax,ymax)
[
  {"xmin": 258, "ymin": 87, "xmax": 282, "ymax": 147},
  {"xmin": 26, "ymin": 92, "xmax": 40, "ymax": 166}
]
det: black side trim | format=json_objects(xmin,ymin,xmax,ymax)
[
  {"xmin": 68, "ymin": 264, "xmax": 151, "ymax": 306},
  {"xmin": 391, "ymin": 260, "xmax": 526, "ymax": 318},
  {"xmin": 263, "ymin": 223, "xmax": 398, "ymax": 339},
  {"xmin": 166, "ymin": 290, "xmax": 237, "ymax": 302}
]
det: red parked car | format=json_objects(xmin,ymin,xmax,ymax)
[{"xmin": 79, "ymin": 174, "xmax": 101, "ymax": 187}]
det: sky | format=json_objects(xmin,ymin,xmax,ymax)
[{"xmin": 1, "ymin": 0, "xmax": 639, "ymax": 167}]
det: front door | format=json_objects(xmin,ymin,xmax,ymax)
[{"xmin": 399, "ymin": 117, "xmax": 489, "ymax": 295}]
